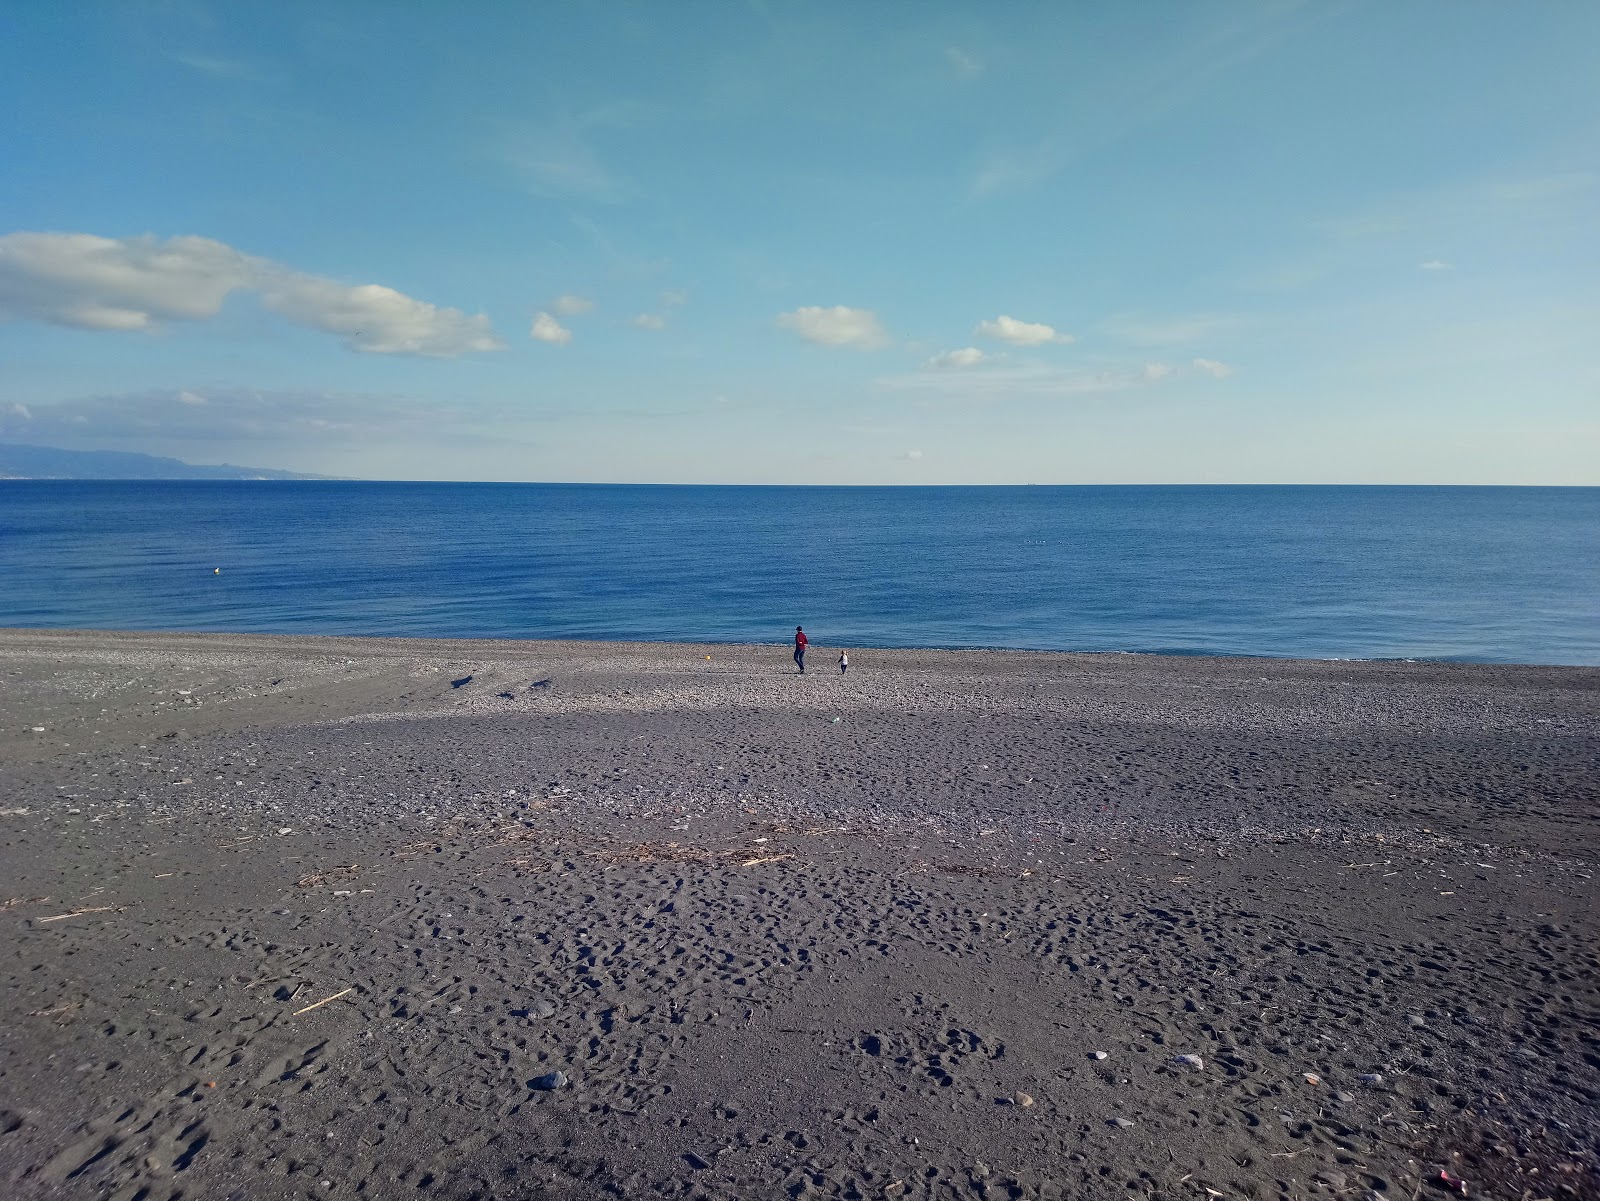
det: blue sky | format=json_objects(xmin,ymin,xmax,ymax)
[{"xmin": 1, "ymin": 1, "xmax": 1595, "ymax": 483}]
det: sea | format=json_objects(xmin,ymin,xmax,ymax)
[{"xmin": 1, "ymin": 482, "xmax": 1596, "ymax": 666}]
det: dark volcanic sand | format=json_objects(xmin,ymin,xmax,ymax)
[{"xmin": 0, "ymin": 630, "xmax": 1596, "ymax": 1201}]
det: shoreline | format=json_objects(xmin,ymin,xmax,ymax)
[
  {"xmin": 1, "ymin": 628, "xmax": 1595, "ymax": 1199},
  {"xmin": 7, "ymin": 623, "xmax": 1600, "ymax": 670}
]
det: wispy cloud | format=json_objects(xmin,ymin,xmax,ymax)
[
  {"xmin": 495, "ymin": 123, "xmax": 626, "ymax": 203},
  {"xmin": 552, "ymin": 294, "xmax": 594, "ymax": 315},
  {"xmin": 946, "ymin": 47, "xmax": 984, "ymax": 77},
  {"xmin": 0, "ymin": 387, "xmax": 533, "ymax": 449},
  {"xmin": 974, "ymin": 314, "xmax": 1072, "ymax": 346},
  {"xmin": 631, "ymin": 313, "xmax": 666, "ymax": 330},
  {"xmin": 491, "ymin": 102, "xmax": 663, "ymax": 204},
  {"xmin": 1314, "ymin": 172, "xmax": 1596, "ymax": 243},
  {"xmin": 1099, "ymin": 312, "xmax": 1240, "ymax": 346},
  {"xmin": 0, "ymin": 231, "xmax": 502, "ymax": 356},
  {"xmin": 171, "ymin": 53, "xmax": 263, "ymax": 80},
  {"xmin": 1245, "ymin": 169, "xmax": 1595, "ymax": 293},
  {"xmin": 1192, "ymin": 357, "xmax": 1234, "ymax": 379},
  {"xmin": 777, "ymin": 305, "xmax": 889, "ymax": 349},
  {"xmin": 880, "ymin": 360, "xmax": 1175, "ymax": 400},
  {"xmin": 972, "ymin": 5, "xmax": 1331, "ymax": 197}
]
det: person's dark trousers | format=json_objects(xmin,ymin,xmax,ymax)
[{"xmin": 794, "ymin": 649, "xmax": 805, "ymax": 673}]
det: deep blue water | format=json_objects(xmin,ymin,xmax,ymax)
[{"xmin": 1, "ymin": 482, "xmax": 1596, "ymax": 665}]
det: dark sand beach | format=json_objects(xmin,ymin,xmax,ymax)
[{"xmin": 1, "ymin": 629, "xmax": 1595, "ymax": 1201}]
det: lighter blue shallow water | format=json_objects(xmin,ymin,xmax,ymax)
[{"xmin": 1, "ymin": 482, "xmax": 1596, "ymax": 665}]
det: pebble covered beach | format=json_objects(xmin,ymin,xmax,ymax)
[{"xmin": 0, "ymin": 629, "xmax": 1595, "ymax": 1200}]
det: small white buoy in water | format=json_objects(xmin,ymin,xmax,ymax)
[{"xmin": 213, "ymin": 567, "xmax": 220, "ymax": 574}]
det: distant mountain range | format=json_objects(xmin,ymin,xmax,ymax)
[{"xmin": 0, "ymin": 443, "xmax": 342, "ymax": 480}]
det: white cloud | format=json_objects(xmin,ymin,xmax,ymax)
[
  {"xmin": 0, "ymin": 232, "xmax": 502, "ymax": 356},
  {"xmin": 927, "ymin": 347, "xmax": 986, "ymax": 369},
  {"xmin": 632, "ymin": 313, "xmax": 666, "ymax": 330},
  {"xmin": 776, "ymin": 305, "xmax": 889, "ymax": 350},
  {"xmin": 553, "ymin": 294, "xmax": 594, "ymax": 315},
  {"xmin": 901, "ymin": 449, "xmax": 924, "ymax": 461},
  {"xmin": 660, "ymin": 289, "xmax": 688, "ymax": 307},
  {"xmin": 262, "ymin": 275, "xmax": 502, "ymax": 356},
  {"xmin": 1140, "ymin": 362, "xmax": 1174, "ymax": 382},
  {"xmin": 7, "ymin": 402, "xmax": 31, "ymax": 419},
  {"xmin": 530, "ymin": 311, "xmax": 572, "ymax": 344},
  {"xmin": 177, "ymin": 390, "xmax": 208, "ymax": 405},
  {"xmin": 1192, "ymin": 357, "xmax": 1234, "ymax": 379},
  {"xmin": 974, "ymin": 314, "xmax": 1072, "ymax": 346},
  {"xmin": 0, "ymin": 232, "xmax": 253, "ymax": 330},
  {"xmin": 1420, "ymin": 259, "xmax": 1453, "ymax": 271},
  {"xmin": 946, "ymin": 47, "xmax": 984, "ymax": 77}
]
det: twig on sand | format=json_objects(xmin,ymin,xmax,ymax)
[
  {"xmin": 293, "ymin": 987, "xmax": 354, "ymax": 1016},
  {"xmin": 740, "ymin": 854, "xmax": 795, "ymax": 866},
  {"xmin": 1, "ymin": 896, "xmax": 49, "ymax": 911},
  {"xmin": 37, "ymin": 906, "xmax": 121, "ymax": 923},
  {"xmin": 28, "ymin": 1000, "xmax": 84, "ymax": 1018}
]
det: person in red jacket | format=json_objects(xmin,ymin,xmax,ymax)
[{"xmin": 793, "ymin": 625, "xmax": 808, "ymax": 674}]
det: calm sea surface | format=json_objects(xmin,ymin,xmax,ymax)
[{"xmin": 1, "ymin": 482, "xmax": 1596, "ymax": 665}]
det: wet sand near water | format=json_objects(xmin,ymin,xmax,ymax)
[{"xmin": 0, "ymin": 629, "xmax": 1596, "ymax": 1200}]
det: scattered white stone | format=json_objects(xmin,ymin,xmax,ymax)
[
  {"xmin": 1091, "ymin": 1051, "xmax": 1108, "ymax": 1060},
  {"xmin": 1358, "ymin": 1072, "xmax": 1384, "ymax": 1084},
  {"xmin": 1173, "ymin": 1054, "xmax": 1204, "ymax": 1070}
]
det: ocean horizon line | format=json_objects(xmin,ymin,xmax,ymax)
[{"xmin": 5, "ymin": 478, "xmax": 1597, "ymax": 489}]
